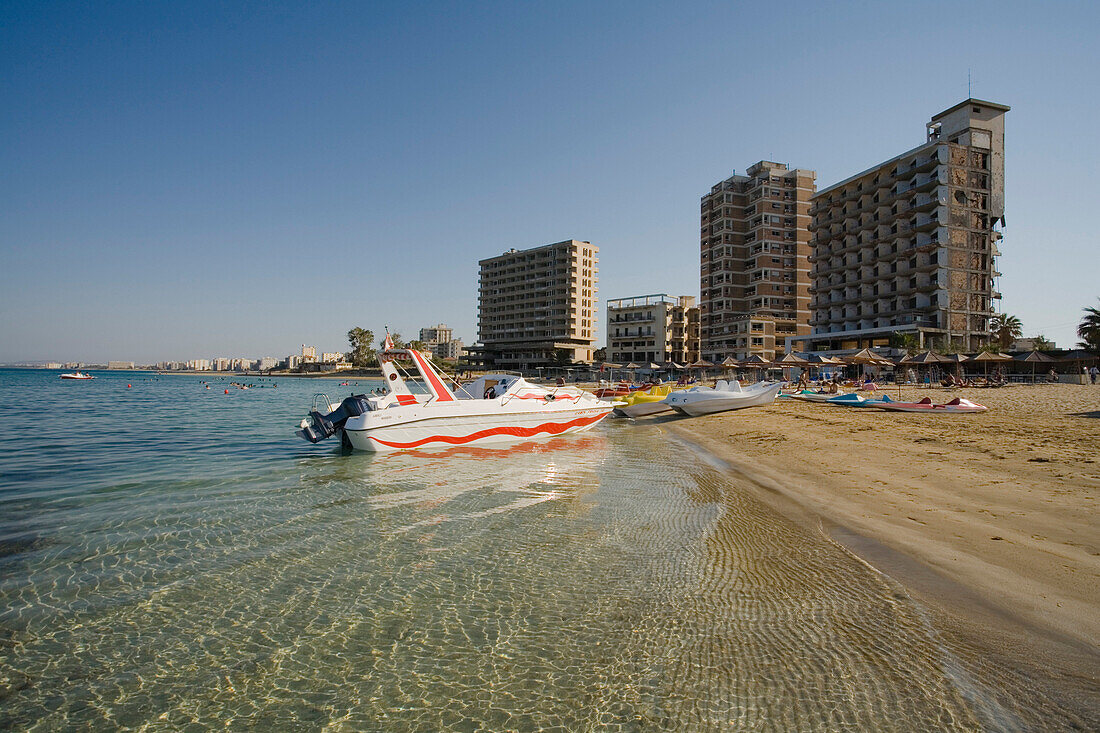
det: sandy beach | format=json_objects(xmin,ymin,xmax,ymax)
[{"xmin": 658, "ymin": 384, "xmax": 1100, "ymax": 662}]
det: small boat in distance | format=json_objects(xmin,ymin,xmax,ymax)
[
  {"xmin": 60, "ymin": 371, "xmax": 95, "ymax": 380},
  {"xmin": 298, "ymin": 348, "xmax": 615, "ymax": 451},
  {"xmin": 663, "ymin": 380, "xmax": 783, "ymax": 417}
]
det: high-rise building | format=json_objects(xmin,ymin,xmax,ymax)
[
  {"xmin": 605, "ymin": 294, "xmax": 699, "ymax": 365},
  {"xmin": 475, "ymin": 239, "xmax": 598, "ymax": 370},
  {"xmin": 801, "ymin": 99, "xmax": 1009, "ymax": 352},
  {"xmin": 699, "ymin": 161, "xmax": 816, "ymax": 362}
]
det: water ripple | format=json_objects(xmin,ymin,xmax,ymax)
[{"xmin": 0, "ymin": 370, "xmax": 1093, "ymax": 729}]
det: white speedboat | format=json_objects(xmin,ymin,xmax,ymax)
[
  {"xmin": 662, "ymin": 380, "xmax": 783, "ymax": 417},
  {"xmin": 298, "ymin": 348, "xmax": 615, "ymax": 451},
  {"xmin": 60, "ymin": 371, "xmax": 95, "ymax": 380}
]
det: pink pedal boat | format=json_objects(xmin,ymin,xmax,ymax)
[{"xmin": 875, "ymin": 396, "xmax": 988, "ymax": 414}]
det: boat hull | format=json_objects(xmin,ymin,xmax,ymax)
[
  {"xmin": 614, "ymin": 400, "xmax": 673, "ymax": 418},
  {"xmin": 665, "ymin": 382, "xmax": 783, "ymax": 416},
  {"xmin": 875, "ymin": 403, "xmax": 987, "ymax": 414},
  {"xmin": 344, "ymin": 402, "xmax": 614, "ymax": 451},
  {"xmin": 787, "ymin": 391, "xmax": 836, "ymax": 403}
]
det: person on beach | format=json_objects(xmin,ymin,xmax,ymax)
[{"xmin": 1090, "ymin": 365, "xmax": 1098, "ymax": 384}]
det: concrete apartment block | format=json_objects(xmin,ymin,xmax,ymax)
[
  {"xmin": 605, "ymin": 294, "xmax": 699, "ymax": 365},
  {"xmin": 475, "ymin": 240, "xmax": 598, "ymax": 370},
  {"xmin": 699, "ymin": 161, "xmax": 816, "ymax": 362},
  {"xmin": 801, "ymin": 99, "xmax": 1009, "ymax": 352}
]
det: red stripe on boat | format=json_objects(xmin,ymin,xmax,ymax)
[
  {"xmin": 395, "ymin": 394, "xmax": 418, "ymax": 406},
  {"xmin": 409, "ymin": 350, "xmax": 456, "ymax": 402},
  {"xmin": 368, "ymin": 412, "xmax": 606, "ymax": 449}
]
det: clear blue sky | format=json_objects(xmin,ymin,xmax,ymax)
[{"xmin": 2, "ymin": 0, "xmax": 1097, "ymax": 362}]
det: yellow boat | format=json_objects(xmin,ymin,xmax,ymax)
[{"xmin": 613, "ymin": 384, "xmax": 684, "ymax": 418}]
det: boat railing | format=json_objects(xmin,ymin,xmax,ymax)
[{"xmin": 311, "ymin": 393, "xmax": 332, "ymax": 413}]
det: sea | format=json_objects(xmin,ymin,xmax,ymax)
[{"xmin": 0, "ymin": 368, "xmax": 1093, "ymax": 730}]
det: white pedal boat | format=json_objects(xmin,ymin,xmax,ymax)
[
  {"xmin": 298, "ymin": 348, "xmax": 615, "ymax": 451},
  {"xmin": 662, "ymin": 380, "xmax": 783, "ymax": 417}
]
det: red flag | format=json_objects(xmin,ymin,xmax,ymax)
[{"xmin": 383, "ymin": 331, "xmax": 394, "ymax": 351}]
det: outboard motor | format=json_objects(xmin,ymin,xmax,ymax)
[{"xmin": 299, "ymin": 395, "xmax": 371, "ymax": 443}]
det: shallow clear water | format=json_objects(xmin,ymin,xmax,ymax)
[{"xmin": 0, "ymin": 369, "xmax": 1091, "ymax": 730}]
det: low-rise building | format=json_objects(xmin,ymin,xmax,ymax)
[
  {"xmin": 419, "ymin": 324, "xmax": 453, "ymax": 346},
  {"xmin": 605, "ymin": 294, "xmax": 699, "ymax": 365},
  {"xmin": 435, "ymin": 339, "xmax": 465, "ymax": 360},
  {"xmin": 1012, "ymin": 337, "xmax": 1056, "ymax": 351}
]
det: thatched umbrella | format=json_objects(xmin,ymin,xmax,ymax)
[
  {"xmin": 719, "ymin": 356, "xmax": 740, "ymax": 381},
  {"xmin": 1015, "ymin": 350, "xmax": 1059, "ymax": 382},
  {"xmin": 1059, "ymin": 349, "xmax": 1097, "ymax": 382},
  {"xmin": 970, "ymin": 351, "xmax": 1012, "ymax": 381},
  {"xmin": 771, "ymin": 352, "xmax": 809, "ymax": 385},
  {"xmin": 942, "ymin": 352, "xmax": 971, "ymax": 379},
  {"xmin": 738, "ymin": 354, "xmax": 770, "ymax": 381},
  {"xmin": 805, "ymin": 354, "xmax": 843, "ymax": 382},
  {"xmin": 624, "ymin": 362, "xmax": 640, "ymax": 381},
  {"xmin": 842, "ymin": 348, "xmax": 894, "ymax": 384},
  {"xmin": 688, "ymin": 358, "xmax": 715, "ymax": 381},
  {"xmin": 900, "ymin": 350, "xmax": 952, "ymax": 387},
  {"xmin": 844, "ymin": 347, "xmax": 892, "ymax": 365}
]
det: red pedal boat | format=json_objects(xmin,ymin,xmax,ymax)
[{"xmin": 875, "ymin": 396, "xmax": 987, "ymax": 413}]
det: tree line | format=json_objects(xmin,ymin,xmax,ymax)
[{"xmin": 345, "ymin": 327, "xmax": 429, "ymax": 367}]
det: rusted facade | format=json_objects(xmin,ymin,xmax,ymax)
[{"xmin": 802, "ymin": 99, "xmax": 1009, "ymax": 352}]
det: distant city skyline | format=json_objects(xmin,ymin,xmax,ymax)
[{"xmin": 3, "ymin": 1, "xmax": 1098, "ymax": 362}]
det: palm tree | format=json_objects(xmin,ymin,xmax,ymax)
[
  {"xmin": 1078, "ymin": 299, "xmax": 1100, "ymax": 351},
  {"xmin": 990, "ymin": 313, "xmax": 1022, "ymax": 350}
]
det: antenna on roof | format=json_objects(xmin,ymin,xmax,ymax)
[{"xmin": 968, "ymin": 68, "xmax": 971, "ymax": 98}]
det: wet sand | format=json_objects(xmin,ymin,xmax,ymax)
[{"xmin": 659, "ymin": 384, "xmax": 1100, "ymax": 660}]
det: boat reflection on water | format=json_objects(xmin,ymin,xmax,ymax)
[{"xmin": 305, "ymin": 433, "xmax": 611, "ymax": 535}]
